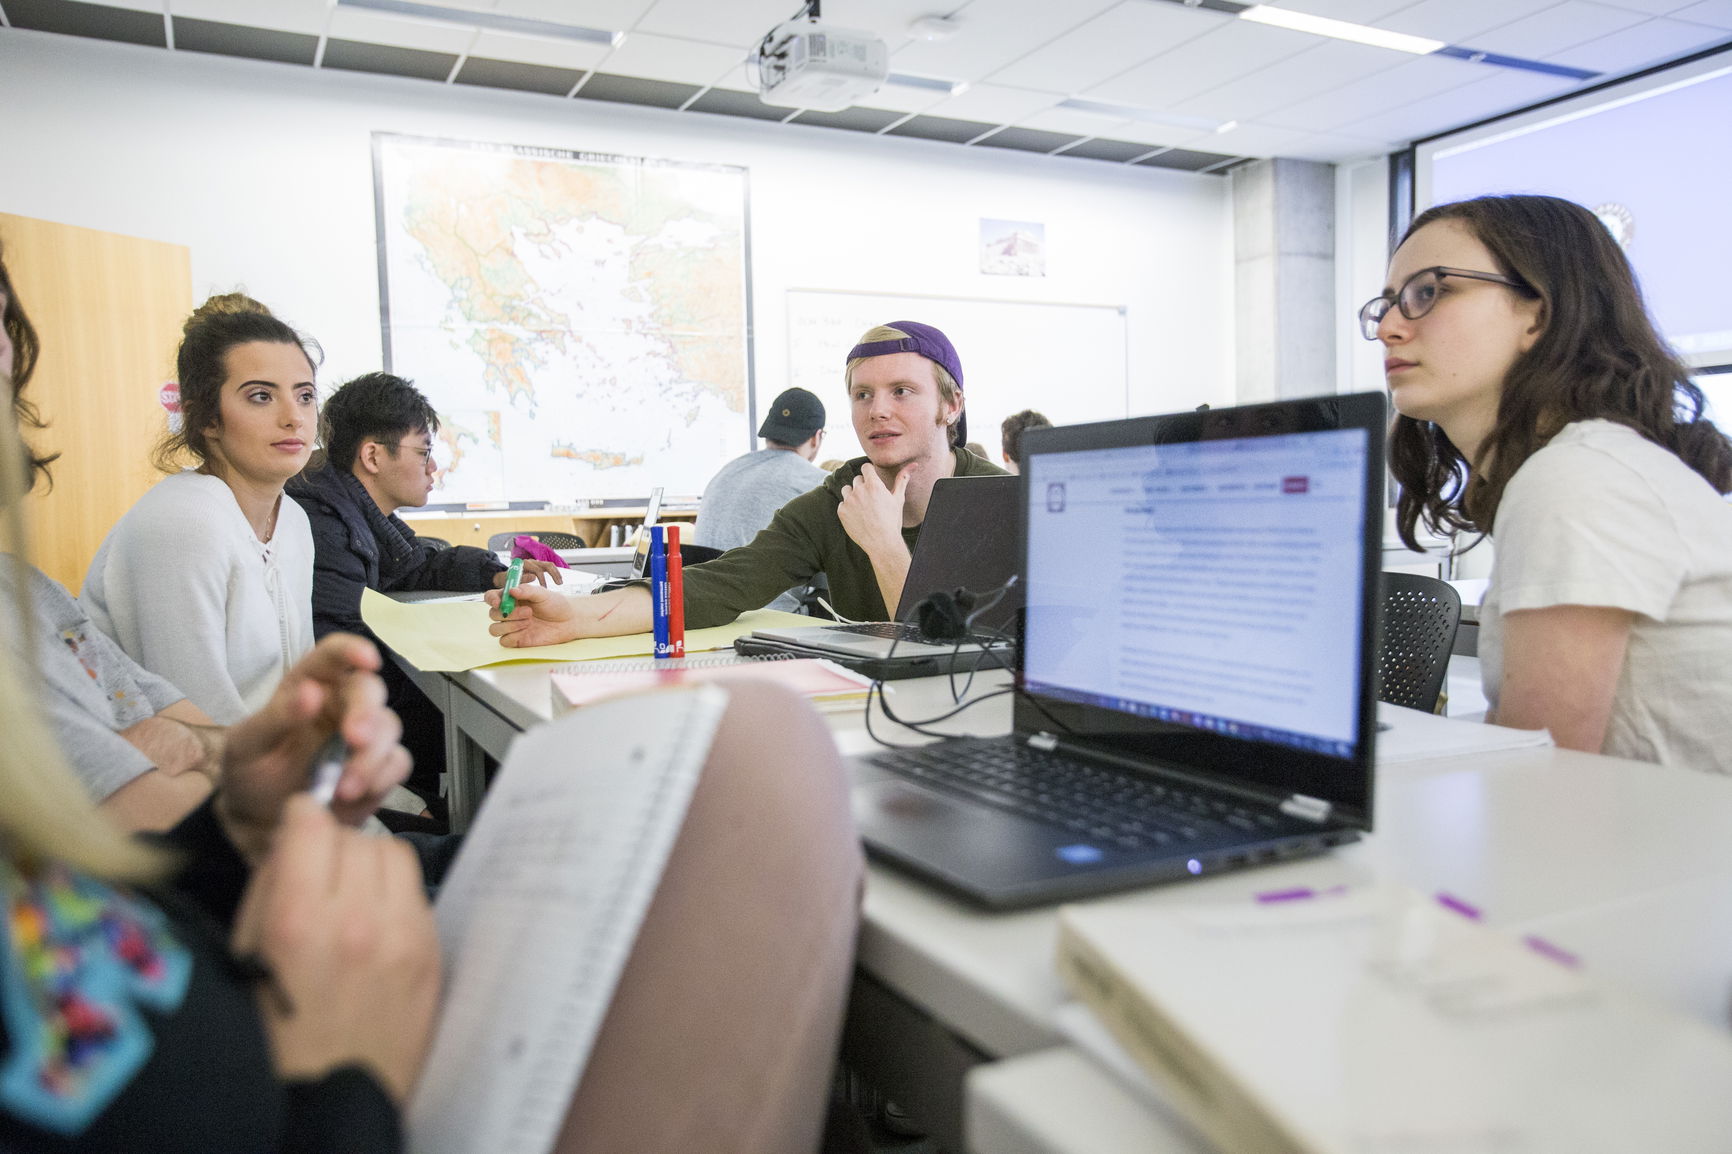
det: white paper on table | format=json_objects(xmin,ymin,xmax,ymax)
[
  {"xmin": 406, "ymin": 685, "xmax": 727, "ymax": 1154},
  {"xmin": 1375, "ymin": 701, "xmax": 1553, "ymax": 765}
]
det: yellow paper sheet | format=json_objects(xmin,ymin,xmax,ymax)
[{"xmin": 360, "ymin": 588, "xmax": 819, "ymax": 672}]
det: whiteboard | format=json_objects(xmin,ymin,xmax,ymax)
[{"xmin": 784, "ymin": 289, "xmax": 1128, "ymax": 464}]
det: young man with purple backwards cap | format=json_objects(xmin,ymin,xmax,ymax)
[{"xmin": 485, "ymin": 321, "xmax": 1007, "ymax": 646}]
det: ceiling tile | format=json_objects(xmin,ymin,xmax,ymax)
[
  {"xmin": 2, "ymin": 0, "xmax": 165, "ymax": 46},
  {"xmin": 634, "ymin": 0, "xmax": 807, "ymax": 49},
  {"xmin": 172, "ymin": 0, "xmax": 329, "ymax": 35},
  {"xmin": 1166, "ymin": 39, "xmax": 1408, "ymax": 123},
  {"xmin": 1135, "ymin": 146, "xmax": 1236, "ymax": 172},
  {"xmin": 888, "ymin": 0, "xmax": 1123, "ymax": 84},
  {"xmin": 466, "ymin": 29, "xmax": 612, "ymax": 70},
  {"xmin": 1057, "ymin": 137, "xmax": 1165, "ymax": 162},
  {"xmin": 1084, "ymin": 20, "xmax": 1319, "ymax": 110},
  {"xmin": 1270, "ymin": 0, "xmax": 1414, "ymax": 21},
  {"xmin": 1670, "ymin": 0, "xmax": 1732, "ymax": 28},
  {"xmin": 1547, "ymin": 15, "xmax": 1732, "ymax": 70},
  {"xmin": 1203, "ymin": 121, "xmax": 1331, "ymax": 159},
  {"xmin": 884, "ymin": 114, "xmax": 999, "ymax": 144},
  {"xmin": 446, "ymin": 0, "xmax": 654, "ymax": 29},
  {"xmin": 972, "ymin": 125, "xmax": 1084, "ymax": 152},
  {"xmin": 786, "ymin": 105, "xmax": 907, "ymax": 133},
  {"xmin": 1588, "ymin": 0, "xmax": 1710, "ymax": 13},
  {"xmin": 1100, "ymin": 118, "xmax": 1207, "ymax": 148},
  {"xmin": 1272, "ymin": 130, "xmax": 1390, "ymax": 162},
  {"xmin": 172, "ymin": 16, "xmax": 318, "ymax": 66},
  {"xmin": 919, "ymin": 83, "xmax": 1057, "ymax": 124},
  {"xmin": 453, "ymin": 55, "xmax": 584, "ymax": 95},
  {"xmin": 1461, "ymin": 1, "xmax": 1650, "ymax": 59},
  {"xmin": 1340, "ymin": 68, "xmax": 1582, "ymax": 144},
  {"xmin": 326, "ymin": 6, "xmax": 474, "ymax": 53},
  {"xmin": 322, "ymin": 38, "xmax": 459, "ymax": 81},
  {"xmin": 685, "ymin": 87, "xmax": 796, "ymax": 121},
  {"xmin": 1374, "ymin": 0, "xmax": 1564, "ymax": 45},
  {"xmin": 1014, "ymin": 107, "xmax": 1141, "ymax": 136},
  {"xmin": 1255, "ymin": 52, "xmax": 1485, "ymax": 132},
  {"xmin": 573, "ymin": 70, "xmax": 700, "ymax": 108},
  {"xmin": 599, "ymin": 31, "xmax": 744, "ymax": 85},
  {"xmin": 988, "ymin": 0, "xmax": 1226, "ymax": 95}
]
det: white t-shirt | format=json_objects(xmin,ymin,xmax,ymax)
[
  {"xmin": 1480, "ymin": 420, "xmax": 1732, "ymax": 774},
  {"xmin": 83, "ymin": 471, "xmax": 315, "ymax": 724}
]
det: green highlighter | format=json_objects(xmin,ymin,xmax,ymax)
[{"xmin": 499, "ymin": 557, "xmax": 526, "ymax": 617}]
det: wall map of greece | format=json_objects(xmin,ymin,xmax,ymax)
[{"xmin": 374, "ymin": 133, "xmax": 753, "ymax": 506}]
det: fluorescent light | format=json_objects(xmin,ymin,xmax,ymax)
[
  {"xmin": 1214, "ymin": 120, "xmax": 1238, "ymax": 134},
  {"xmin": 1057, "ymin": 97, "xmax": 1228, "ymax": 133},
  {"xmin": 336, "ymin": 0, "xmax": 622, "ymax": 47},
  {"xmin": 1238, "ymin": 5, "xmax": 1443, "ymax": 55},
  {"xmin": 885, "ymin": 72, "xmax": 967, "ymax": 95}
]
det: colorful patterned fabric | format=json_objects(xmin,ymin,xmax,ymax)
[{"xmin": 1, "ymin": 862, "xmax": 190, "ymax": 1135}]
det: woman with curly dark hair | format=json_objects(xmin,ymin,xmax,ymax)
[{"xmin": 1365, "ymin": 193, "xmax": 1732, "ymax": 772}]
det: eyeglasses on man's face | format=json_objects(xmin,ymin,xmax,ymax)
[
  {"xmin": 390, "ymin": 441, "xmax": 436, "ymax": 467},
  {"xmin": 1357, "ymin": 266, "xmax": 1530, "ymax": 341}
]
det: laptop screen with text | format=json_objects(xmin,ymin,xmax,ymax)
[{"xmin": 1023, "ymin": 426, "xmax": 1370, "ymax": 761}]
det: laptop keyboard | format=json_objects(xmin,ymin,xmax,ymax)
[{"xmin": 864, "ymin": 741, "xmax": 1282, "ymax": 851}]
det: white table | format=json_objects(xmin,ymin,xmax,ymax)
[{"xmin": 409, "ymin": 660, "xmax": 1732, "ymax": 1152}]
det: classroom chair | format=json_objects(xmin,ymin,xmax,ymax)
[
  {"xmin": 487, "ymin": 529, "xmax": 587, "ymax": 551},
  {"xmin": 1376, "ymin": 572, "xmax": 1462, "ymax": 714}
]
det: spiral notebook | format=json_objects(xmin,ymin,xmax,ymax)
[{"xmin": 408, "ymin": 687, "xmax": 727, "ymax": 1154}]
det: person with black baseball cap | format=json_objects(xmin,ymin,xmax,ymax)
[
  {"xmin": 485, "ymin": 321, "xmax": 1006, "ymax": 646},
  {"xmin": 691, "ymin": 387, "xmax": 828, "ymax": 610}
]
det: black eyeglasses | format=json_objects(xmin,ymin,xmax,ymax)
[
  {"xmin": 1358, "ymin": 266, "xmax": 1531, "ymax": 340},
  {"xmin": 388, "ymin": 442, "xmax": 435, "ymax": 465}
]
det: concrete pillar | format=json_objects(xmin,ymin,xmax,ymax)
[{"xmin": 1231, "ymin": 158, "xmax": 1336, "ymax": 403}]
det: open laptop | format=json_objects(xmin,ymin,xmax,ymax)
[
  {"xmin": 848, "ymin": 392, "xmax": 1387, "ymax": 909},
  {"xmin": 739, "ymin": 474, "xmax": 1022, "ymax": 677}
]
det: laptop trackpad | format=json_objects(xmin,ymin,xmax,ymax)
[{"xmin": 852, "ymin": 779, "xmax": 1112, "ymax": 891}]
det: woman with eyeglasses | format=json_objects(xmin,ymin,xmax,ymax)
[
  {"xmin": 1364, "ymin": 193, "xmax": 1732, "ymax": 772},
  {"xmin": 82, "ymin": 295, "xmax": 320, "ymax": 726}
]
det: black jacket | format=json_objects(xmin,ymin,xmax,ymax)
[{"xmin": 286, "ymin": 467, "xmax": 503, "ymax": 640}]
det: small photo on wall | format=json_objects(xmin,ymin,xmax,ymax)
[{"xmin": 980, "ymin": 219, "xmax": 1046, "ymax": 277}]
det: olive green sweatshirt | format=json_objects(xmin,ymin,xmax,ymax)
[{"xmin": 680, "ymin": 446, "xmax": 1008, "ymax": 628}]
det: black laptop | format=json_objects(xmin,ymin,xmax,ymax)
[
  {"xmin": 738, "ymin": 474, "xmax": 1022, "ymax": 679},
  {"xmin": 849, "ymin": 393, "xmax": 1387, "ymax": 909}
]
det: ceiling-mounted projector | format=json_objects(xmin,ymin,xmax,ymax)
[{"xmin": 753, "ymin": 14, "xmax": 888, "ymax": 112}]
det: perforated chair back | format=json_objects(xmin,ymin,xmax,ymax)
[
  {"xmin": 486, "ymin": 530, "xmax": 587, "ymax": 552},
  {"xmin": 1376, "ymin": 572, "xmax": 1461, "ymax": 713}
]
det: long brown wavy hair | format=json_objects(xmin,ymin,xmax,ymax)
[
  {"xmin": 1389, "ymin": 194, "xmax": 1732, "ymax": 551},
  {"xmin": 0, "ymin": 236, "xmax": 61, "ymax": 490}
]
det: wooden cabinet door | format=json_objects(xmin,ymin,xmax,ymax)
[{"xmin": 2, "ymin": 213, "xmax": 191, "ymax": 589}]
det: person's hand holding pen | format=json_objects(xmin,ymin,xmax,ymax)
[
  {"xmin": 485, "ymin": 581, "xmax": 654, "ymax": 647},
  {"xmin": 231, "ymin": 796, "xmax": 440, "ymax": 1105},
  {"xmin": 492, "ymin": 558, "xmax": 563, "ymax": 591},
  {"xmin": 215, "ymin": 633, "xmax": 412, "ymax": 866}
]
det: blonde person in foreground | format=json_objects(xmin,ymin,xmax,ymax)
[
  {"xmin": 1369, "ymin": 193, "xmax": 1732, "ymax": 772},
  {"xmin": 487, "ymin": 321, "xmax": 1007, "ymax": 646}
]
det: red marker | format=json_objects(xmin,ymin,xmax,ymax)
[{"xmin": 667, "ymin": 524, "xmax": 685, "ymax": 658}]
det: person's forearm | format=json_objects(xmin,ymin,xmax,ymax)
[
  {"xmin": 118, "ymin": 712, "xmax": 226, "ymax": 780},
  {"xmin": 866, "ymin": 546, "xmax": 912, "ymax": 623},
  {"xmin": 579, "ymin": 586, "xmax": 655, "ymax": 637},
  {"xmin": 100, "ymin": 768, "xmax": 214, "ymax": 832}
]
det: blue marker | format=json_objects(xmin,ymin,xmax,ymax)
[
  {"xmin": 649, "ymin": 525, "xmax": 672, "ymax": 658},
  {"xmin": 499, "ymin": 556, "xmax": 526, "ymax": 617}
]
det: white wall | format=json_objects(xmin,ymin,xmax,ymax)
[{"xmin": 0, "ymin": 30, "xmax": 1235, "ymax": 423}]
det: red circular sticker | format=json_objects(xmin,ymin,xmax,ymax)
[{"xmin": 158, "ymin": 382, "xmax": 181, "ymax": 414}]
